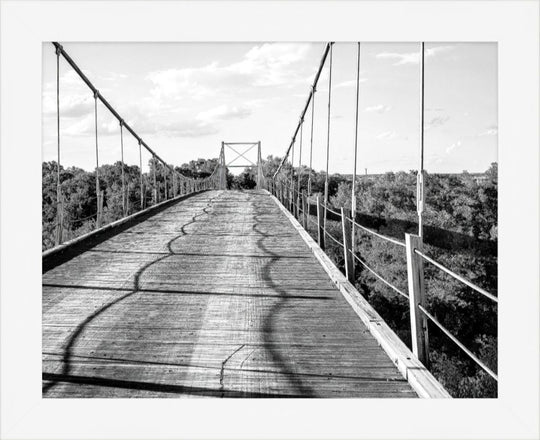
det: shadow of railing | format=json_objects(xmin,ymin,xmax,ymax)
[
  {"xmin": 43, "ymin": 194, "xmax": 218, "ymax": 396},
  {"xmin": 305, "ymin": 202, "xmax": 496, "ymax": 255},
  {"xmin": 43, "ymin": 191, "xmax": 205, "ymax": 273}
]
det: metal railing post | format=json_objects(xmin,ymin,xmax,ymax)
[
  {"xmin": 289, "ymin": 182, "xmax": 293, "ymax": 213},
  {"xmin": 119, "ymin": 120, "xmax": 127, "ymax": 217},
  {"xmin": 97, "ymin": 190, "xmax": 104, "ymax": 227},
  {"xmin": 341, "ymin": 207, "xmax": 354, "ymax": 282},
  {"xmin": 164, "ymin": 172, "xmax": 168, "ymax": 200},
  {"xmin": 152, "ymin": 156, "xmax": 158, "ymax": 204},
  {"xmin": 138, "ymin": 140, "xmax": 144, "ymax": 210},
  {"xmin": 302, "ymin": 190, "xmax": 308, "ymax": 229},
  {"xmin": 406, "ymin": 233, "xmax": 429, "ymax": 367},
  {"xmin": 317, "ymin": 196, "xmax": 325, "ymax": 250},
  {"xmin": 56, "ymin": 193, "xmax": 64, "ymax": 245}
]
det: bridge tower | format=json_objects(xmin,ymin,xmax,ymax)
[{"xmin": 220, "ymin": 141, "xmax": 263, "ymax": 190}]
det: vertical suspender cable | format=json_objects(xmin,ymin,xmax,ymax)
[
  {"xmin": 94, "ymin": 90, "xmax": 100, "ymax": 228},
  {"xmin": 120, "ymin": 121, "xmax": 126, "ymax": 216},
  {"xmin": 290, "ymin": 138, "xmax": 295, "ymax": 190},
  {"xmin": 297, "ymin": 121, "xmax": 303, "ymax": 198},
  {"xmin": 417, "ymin": 42, "xmax": 425, "ymax": 239},
  {"xmin": 323, "ymin": 43, "xmax": 333, "ymax": 232},
  {"xmin": 153, "ymin": 155, "xmax": 157, "ymax": 203},
  {"xmin": 164, "ymin": 167, "xmax": 168, "ymax": 200},
  {"xmin": 351, "ymin": 42, "xmax": 361, "ymax": 256},
  {"xmin": 139, "ymin": 140, "xmax": 143, "ymax": 210},
  {"xmin": 55, "ymin": 45, "xmax": 62, "ymax": 245},
  {"xmin": 308, "ymin": 86, "xmax": 316, "ymax": 195}
]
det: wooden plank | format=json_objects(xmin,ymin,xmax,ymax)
[
  {"xmin": 271, "ymin": 191, "xmax": 451, "ymax": 398},
  {"xmin": 42, "ymin": 190, "xmax": 421, "ymax": 398}
]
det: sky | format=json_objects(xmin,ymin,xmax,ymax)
[{"xmin": 42, "ymin": 42, "xmax": 497, "ymax": 175}]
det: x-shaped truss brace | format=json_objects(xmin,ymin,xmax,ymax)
[{"xmin": 224, "ymin": 142, "xmax": 259, "ymax": 167}]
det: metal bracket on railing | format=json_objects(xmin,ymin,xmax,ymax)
[
  {"xmin": 94, "ymin": 90, "xmax": 99, "ymax": 100},
  {"xmin": 416, "ymin": 170, "xmax": 424, "ymax": 214}
]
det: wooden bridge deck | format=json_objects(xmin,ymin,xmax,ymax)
[{"xmin": 42, "ymin": 190, "xmax": 417, "ymax": 398}]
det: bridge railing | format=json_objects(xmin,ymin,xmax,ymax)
[
  {"xmin": 48, "ymin": 42, "xmax": 220, "ymax": 250},
  {"xmin": 268, "ymin": 41, "xmax": 498, "ymax": 388},
  {"xmin": 268, "ymin": 177, "xmax": 498, "ymax": 383}
]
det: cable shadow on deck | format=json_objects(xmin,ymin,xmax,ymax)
[
  {"xmin": 43, "ymin": 195, "xmax": 219, "ymax": 396},
  {"xmin": 250, "ymin": 193, "xmax": 314, "ymax": 397},
  {"xmin": 43, "ymin": 372, "xmax": 302, "ymax": 398},
  {"xmin": 43, "ymin": 283, "xmax": 335, "ymax": 301}
]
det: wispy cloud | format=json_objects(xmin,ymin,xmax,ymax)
[
  {"xmin": 146, "ymin": 43, "xmax": 313, "ymax": 103},
  {"xmin": 365, "ymin": 104, "xmax": 392, "ymax": 114},
  {"xmin": 43, "ymin": 94, "xmax": 94, "ymax": 119},
  {"xmin": 334, "ymin": 78, "xmax": 367, "ymax": 89},
  {"xmin": 376, "ymin": 45, "xmax": 455, "ymax": 66},
  {"xmin": 196, "ymin": 104, "xmax": 252, "ymax": 122},
  {"xmin": 446, "ymin": 140, "xmax": 462, "ymax": 154},
  {"xmin": 426, "ymin": 115, "xmax": 450, "ymax": 129},
  {"xmin": 479, "ymin": 125, "xmax": 498, "ymax": 136},
  {"xmin": 101, "ymin": 72, "xmax": 128, "ymax": 82},
  {"xmin": 375, "ymin": 131, "xmax": 398, "ymax": 140}
]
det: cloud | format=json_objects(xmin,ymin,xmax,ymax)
[
  {"xmin": 43, "ymin": 94, "xmax": 94, "ymax": 119},
  {"xmin": 365, "ymin": 104, "xmax": 392, "ymax": 114},
  {"xmin": 101, "ymin": 72, "xmax": 128, "ymax": 82},
  {"xmin": 61, "ymin": 111, "xmax": 220, "ymax": 139},
  {"xmin": 426, "ymin": 115, "xmax": 450, "ymax": 129},
  {"xmin": 375, "ymin": 131, "xmax": 398, "ymax": 140},
  {"xmin": 146, "ymin": 43, "xmax": 312, "ymax": 103},
  {"xmin": 376, "ymin": 45, "xmax": 454, "ymax": 66},
  {"xmin": 446, "ymin": 140, "xmax": 462, "ymax": 154},
  {"xmin": 334, "ymin": 78, "xmax": 367, "ymax": 89},
  {"xmin": 46, "ymin": 43, "xmax": 314, "ymax": 140},
  {"xmin": 196, "ymin": 104, "xmax": 252, "ymax": 122},
  {"xmin": 479, "ymin": 125, "xmax": 498, "ymax": 136},
  {"xmin": 61, "ymin": 102, "xmax": 252, "ymax": 139}
]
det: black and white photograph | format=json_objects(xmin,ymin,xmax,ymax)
[
  {"xmin": 1, "ymin": 1, "xmax": 539, "ymax": 439},
  {"xmin": 41, "ymin": 40, "xmax": 498, "ymax": 399}
]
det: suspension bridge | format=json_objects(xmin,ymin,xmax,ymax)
[{"xmin": 42, "ymin": 42, "xmax": 497, "ymax": 398}]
